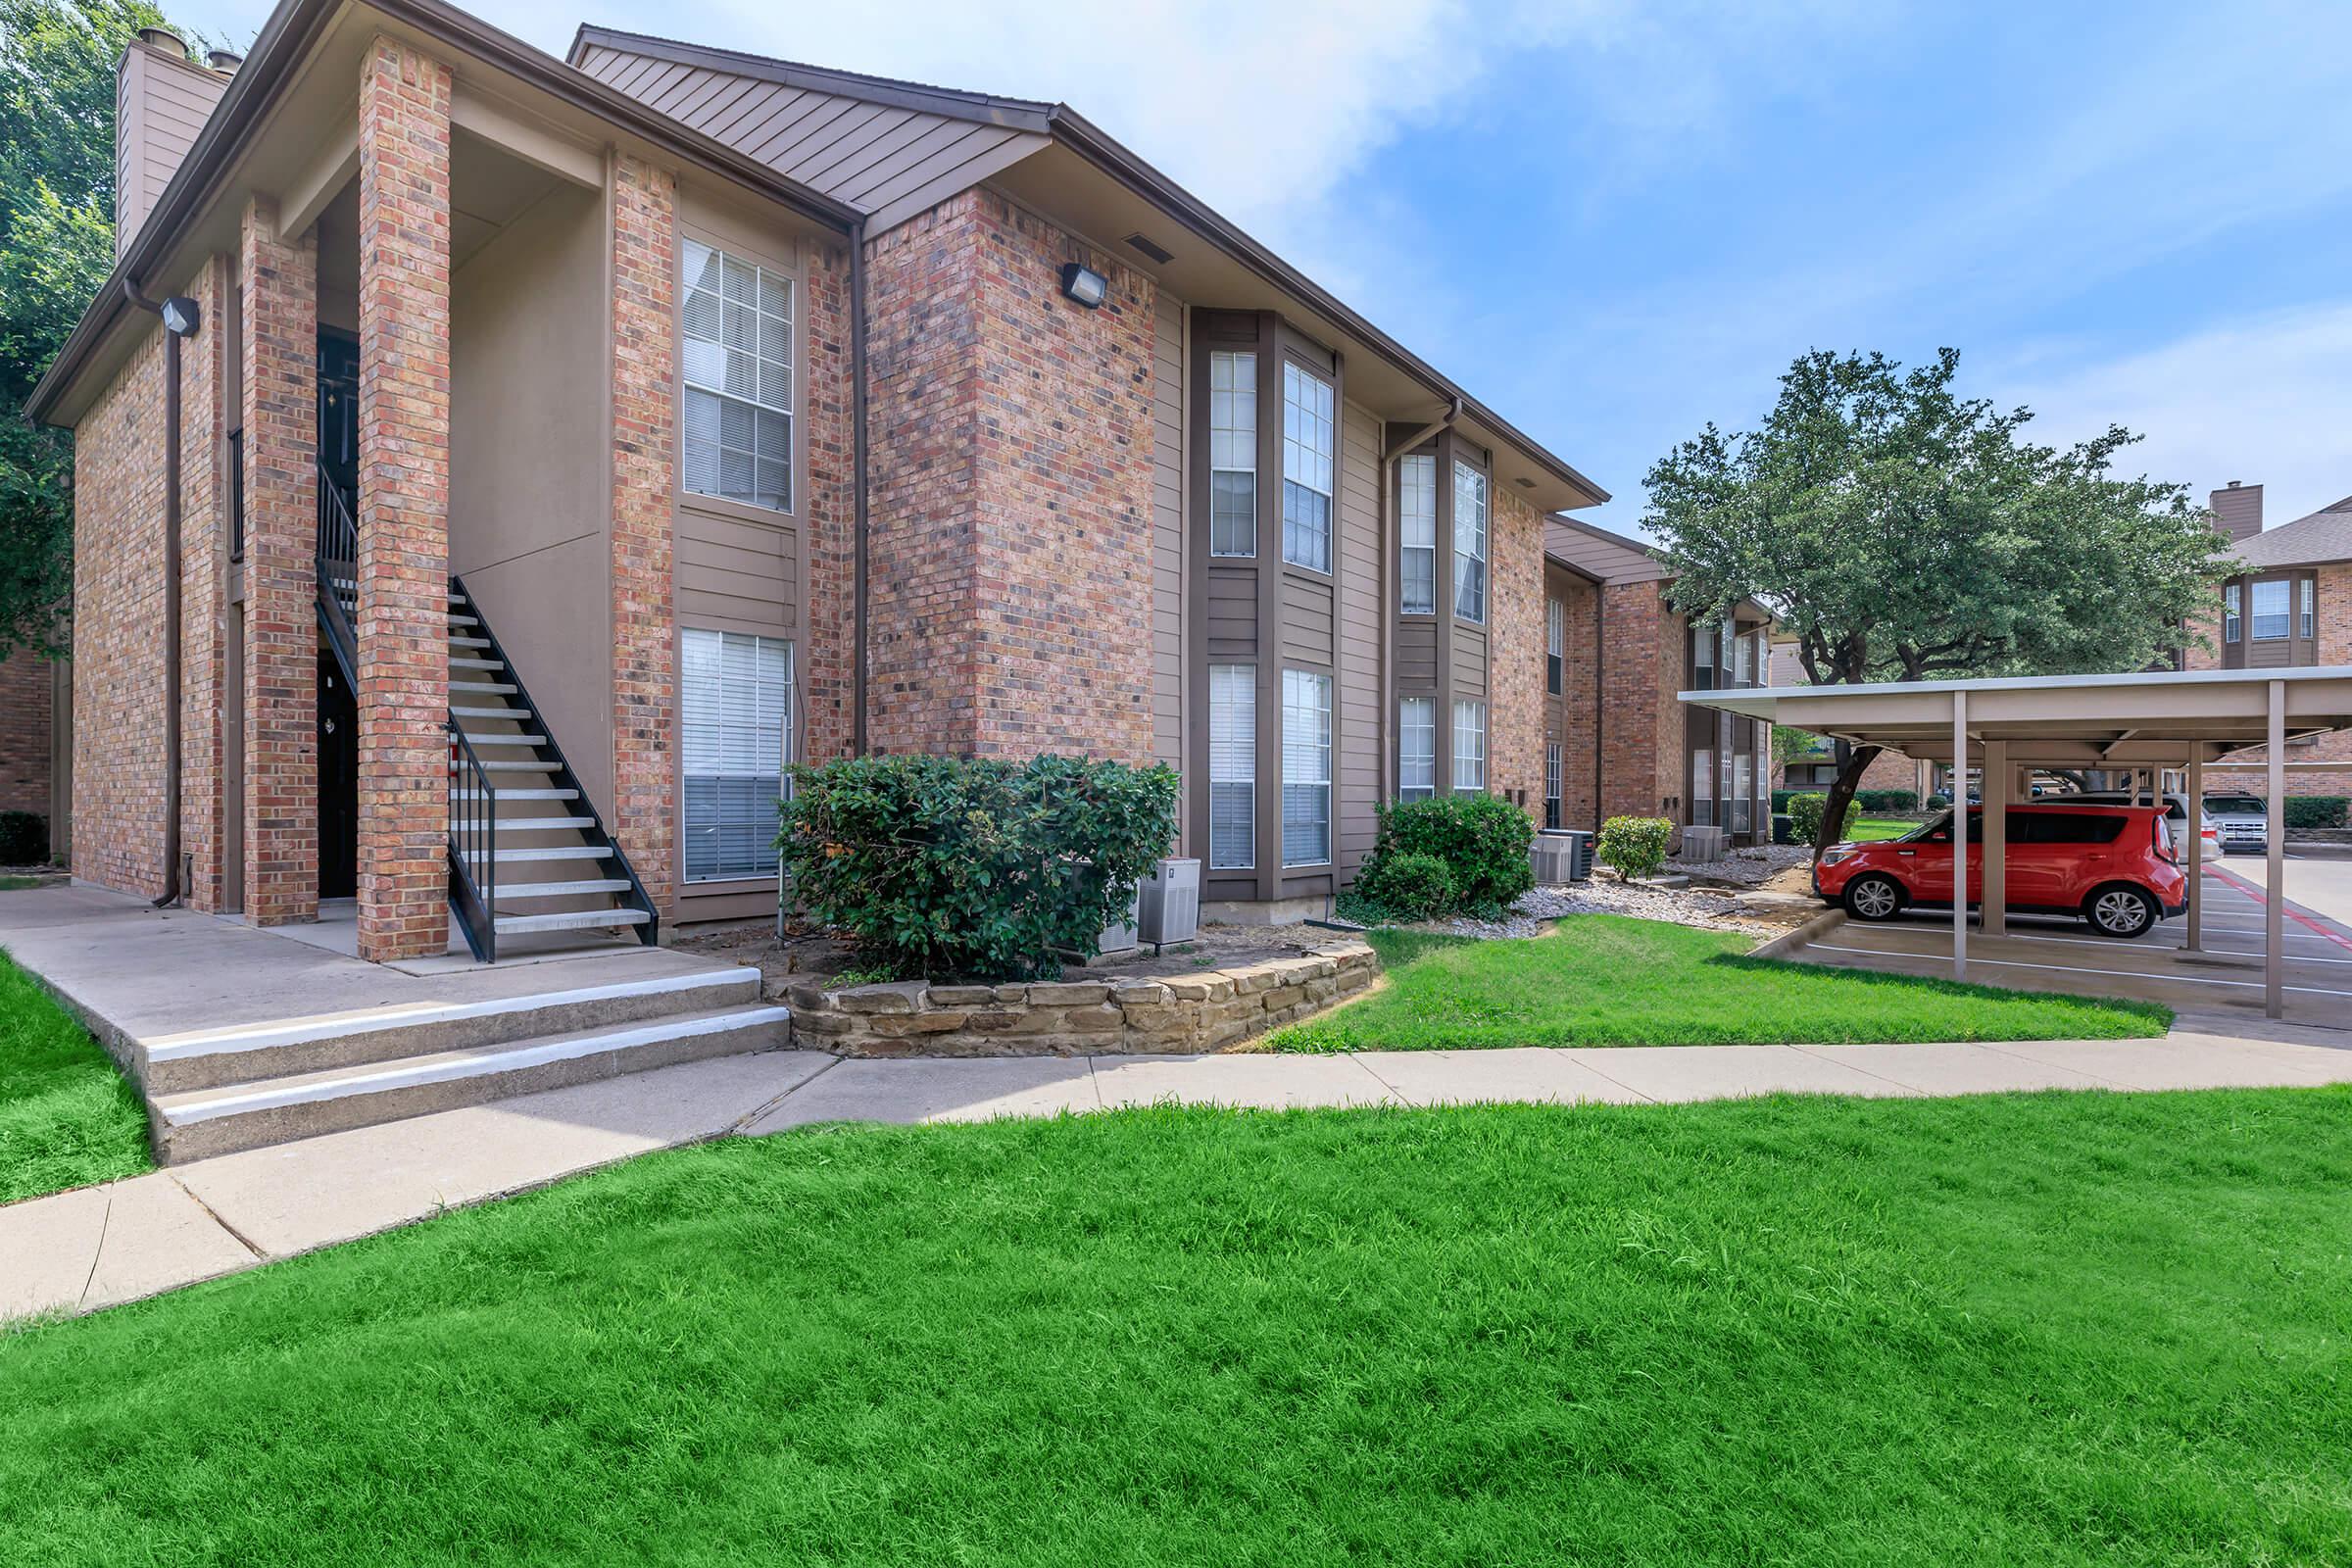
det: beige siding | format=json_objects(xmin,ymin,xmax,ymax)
[
  {"xmin": 1544, "ymin": 514, "xmax": 1666, "ymax": 583},
  {"xmin": 1452, "ymin": 624, "xmax": 1488, "ymax": 697},
  {"xmin": 115, "ymin": 45, "xmax": 228, "ymax": 260},
  {"xmin": 1206, "ymin": 568, "xmax": 1256, "ymax": 657},
  {"xmin": 1336, "ymin": 402, "xmax": 1384, "ymax": 872},
  {"xmin": 576, "ymin": 44, "xmax": 1049, "ymax": 229},
  {"xmin": 1280, "ymin": 574, "xmax": 1334, "ymax": 666},
  {"xmin": 1152, "ymin": 294, "xmax": 1185, "ymax": 777},
  {"xmin": 1396, "ymin": 620, "xmax": 1438, "ymax": 686}
]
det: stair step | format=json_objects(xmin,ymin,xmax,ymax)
[
  {"xmin": 452, "ymin": 760, "xmax": 561, "ymax": 773},
  {"xmin": 457, "ymin": 732, "xmax": 547, "ymax": 747},
  {"xmin": 449, "ymin": 657, "xmax": 507, "ymax": 669},
  {"xmin": 493, "ymin": 878, "xmax": 632, "ymax": 900},
  {"xmin": 450, "ymin": 636, "xmax": 491, "ymax": 649},
  {"xmin": 464, "ymin": 845, "xmax": 613, "ymax": 863},
  {"xmin": 452, "ymin": 706, "xmax": 531, "ymax": 721},
  {"xmin": 451, "ymin": 682, "xmax": 519, "ymax": 697},
  {"xmin": 152, "ymin": 1002, "xmax": 791, "ymax": 1161},
  {"xmin": 450, "ymin": 787, "xmax": 576, "ymax": 801},
  {"xmin": 447, "ymin": 614, "xmax": 478, "ymax": 627},
  {"xmin": 138, "ymin": 966, "xmax": 761, "ymax": 1095},
  {"xmin": 494, "ymin": 907, "xmax": 654, "ymax": 935},
  {"xmin": 495, "ymin": 816, "xmax": 599, "ymax": 832}
]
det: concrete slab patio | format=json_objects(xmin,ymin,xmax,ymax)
[{"xmin": 8, "ymin": 1023, "xmax": 2352, "ymax": 1326}]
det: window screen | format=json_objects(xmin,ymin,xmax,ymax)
[
  {"xmin": 1282, "ymin": 669, "xmax": 1332, "ymax": 866},
  {"xmin": 1281, "ymin": 364, "xmax": 1335, "ymax": 572},
  {"xmin": 1452, "ymin": 700, "xmax": 1486, "ymax": 792},
  {"xmin": 1692, "ymin": 747, "xmax": 1714, "ymax": 826},
  {"xmin": 1398, "ymin": 697, "xmax": 1436, "ymax": 801},
  {"xmin": 1209, "ymin": 664, "xmax": 1254, "ymax": 869},
  {"xmin": 2251, "ymin": 578, "xmax": 2290, "ymax": 640},
  {"xmin": 681, "ymin": 630, "xmax": 792, "ymax": 881},
  {"xmin": 1397, "ymin": 455, "xmax": 1436, "ymax": 613},
  {"xmin": 682, "ymin": 240, "xmax": 793, "ymax": 513},
  {"xmin": 2224, "ymin": 583, "xmax": 2240, "ymax": 643},
  {"xmin": 1209, "ymin": 351, "xmax": 1256, "ymax": 557},
  {"xmin": 1544, "ymin": 742, "xmax": 1563, "ymax": 830},
  {"xmin": 1453, "ymin": 462, "xmax": 1488, "ymax": 622}
]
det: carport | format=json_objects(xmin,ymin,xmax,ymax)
[{"xmin": 1685, "ymin": 666, "xmax": 2352, "ymax": 1019}]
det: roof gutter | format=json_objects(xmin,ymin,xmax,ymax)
[
  {"xmin": 29, "ymin": 0, "xmax": 858, "ymax": 425},
  {"xmin": 1046, "ymin": 106, "xmax": 1611, "ymax": 509}
]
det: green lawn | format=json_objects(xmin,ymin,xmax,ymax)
[
  {"xmin": 5, "ymin": 1093, "xmax": 2350, "ymax": 1563},
  {"xmin": 0, "ymin": 952, "xmax": 152, "ymax": 1203},
  {"xmin": 1272, "ymin": 915, "xmax": 2167, "ymax": 1053},
  {"xmin": 1846, "ymin": 815, "xmax": 1918, "ymax": 841}
]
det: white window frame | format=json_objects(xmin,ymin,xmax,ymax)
[
  {"xmin": 1397, "ymin": 454, "xmax": 1437, "ymax": 614},
  {"xmin": 2224, "ymin": 582, "xmax": 2241, "ymax": 643},
  {"xmin": 681, "ymin": 238, "xmax": 794, "ymax": 515},
  {"xmin": 2300, "ymin": 576, "xmax": 2315, "ymax": 640},
  {"xmin": 1282, "ymin": 363, "xmax": 1336, "ymax": 573},
  {"xmin": 1282, "ymin": 669, "xmax": 1333, "ymax": 866},
  {"xmin": 1544, "ymin": 741, "xmax": 1563, "ymax": 830},
  {"xmin": 1208, "ymin": 350, "xmax": 1256, "ymax": 558},
  {"xmin": 680, "ymin": 629, "xmax": 794, "ymax": 883},
  {"xmin": 1209, "ymin": 663, "xmax": 1255, "ymax": 870},
  {"xmin": 1453, "ymin": 462, "xmax": 1489, "ymax": 622},
  {"xmin": 2251, "ymin": 577, "xmax": 2291, "ymax": 641},
  {"xmin": 1451, "ymin": 700, "xmax": 1486, "ymax": 792},
  {"xmin": 1545, "ymin": 596, "xmax": 1566, "ymax": 695},
  {"xmin": 1692, "ymin": 746, "xmax": 1715, "ymax": 827},
  {"xmin": 1398, "ymin": 696, "xmax": 1436, "ymax": 801}
]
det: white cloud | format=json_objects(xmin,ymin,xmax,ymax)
[{"xmin": 1996, "ymin": 302, "xmax": 2352, "ymax": 528}]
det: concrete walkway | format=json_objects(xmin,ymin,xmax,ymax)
[{"xmin": 8, "ymin": 1016, "xmax": 2351, "ymax": 1325}]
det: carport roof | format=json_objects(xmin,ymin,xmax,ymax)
[{"xmin": 1683, "ymin": 665, "xmax": 2352, "ymax": 766}]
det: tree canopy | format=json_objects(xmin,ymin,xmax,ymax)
[
  {"xmin": 1643, "ymin": 348, "xmax": 2231, "ymax": 689},
  {"xmin": 0, "ymin": 0, "xmax": 173, "ymax": 658}
]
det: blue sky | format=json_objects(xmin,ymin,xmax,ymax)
[{"xmin": 191, "ymin": 0, "xmax": 2352, "ymax": 539}]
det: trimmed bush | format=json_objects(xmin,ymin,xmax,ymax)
[
  {"xmin": 1788, "ymin": 792, "xmax": 1859, "ymax": 846},
  {"xmin": 0, "ymin": 811, "xmax": 46, "ymax": 866},
  {"xmin": 1855, "ymin": 789, "xmax": 1919, "ymax": 813},
  {"xmin": 1362, "ymin": 795, "xmax": 1533, "ymax": 912},
  {"xmin": 1353, "ymin": 852, "xmax": 1456, "ymax": 922},
  {"xmin": 1596, "ymin": 815, "xmax": 1675, "ymax": 882},
  {"xmin": 1770, "ymin": 789, "xmax": 1797, "ymax": 814},
  {"xmin": 2282, "ymin": 796, "xmax": 2349, "ymax": 831},
  {"xmin": 777, "ymin": 754, "xmax": 1179, "ymax": 983}
]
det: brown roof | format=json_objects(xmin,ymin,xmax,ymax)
[
  {"xmin": 1543, "ymin": 514, "xmax": 1669, "ymax": 583},
  {"xmin": 2234, "ymin": 493, "xmax": 2352, "ymax": 569}
]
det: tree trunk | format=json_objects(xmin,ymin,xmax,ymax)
[{"xmin": 1814, "ymin": 743, "xmax": 1884, "ymax": 859}]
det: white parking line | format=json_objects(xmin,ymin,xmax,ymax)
[
  {"xmin": 1806, "ymin": 943, "xmax": 2352, "ymax": 998},
  {"xmin": 1994, "ymin": 930, "xmax": 2352, "ymax": 964}
]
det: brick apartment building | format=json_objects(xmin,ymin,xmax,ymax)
[
  {"xmin": 0, "ymin": 647, "xmax": 68, "ymax": 858},
  {"xmin": 32, "ymin": 0, "xmax": 1732, "ymax": 961}
]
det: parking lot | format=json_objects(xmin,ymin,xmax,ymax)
[{"xmin": 1792, "ymin": 856, "xmax": 2352, "ymax": 1027}]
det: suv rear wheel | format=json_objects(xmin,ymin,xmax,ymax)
[
  {"xmin": 1843, "ymin": 873, "xmax": 1905, "ymax": 922},
  {"xmin": 2082, "ymin": 883, "xmax": 2159, "ymax": 939}
]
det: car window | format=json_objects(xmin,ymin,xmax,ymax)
[
  {"xmin": 2040, "ymin": 813, "xmax": 2129, "ymax": 845},
  {"xmin": 2205, "ymin": 796, "xmax": 2265, "ymax": 816}
]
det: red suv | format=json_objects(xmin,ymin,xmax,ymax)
[{"xmin": 1812, "ymin": 805, "xmax": 2187, "ymax": 939}]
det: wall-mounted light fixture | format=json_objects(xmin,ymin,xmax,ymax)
[
  {"xmin": 160, "ymin": 296, "xmax": 201, "ymax": 337},
  {"xmin": 1058, "ymin": 262, "xmax": 1107, "ymax": 310}
]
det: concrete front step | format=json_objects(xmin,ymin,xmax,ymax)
[
  {"xmin": 138, "ymin": 965, "xmax": 760, "ymax": 1095},
  {"xmin": 493, "ymin": 907, "xmax": 653, "ymax": 935},
  {"xmin": 152, "ymin": 1003, "xmax": 792, "ymax": 1163}
]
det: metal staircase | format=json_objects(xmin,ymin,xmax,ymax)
[{"xmin": 316, "ymin": 469, "xmax": 661, "ymax": 962}]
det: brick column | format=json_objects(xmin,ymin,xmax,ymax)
[
  {"xmin": 609, "ymin": 154, "xmax": 676, "ymax": 915},
  {"xmin": 355, "ymin": 36, "xmax": 453, "ymax": 961},
  {"xmin": 179, "ymin": 253, "xmax": 233, "ymax": 911},
  {"xmin": 238, "ymin": 196, "xmax": 318, "ymax": 925},
  {"xmin": 1597, "ymin": 579, "xmax": 1664, "ymax": 825}
]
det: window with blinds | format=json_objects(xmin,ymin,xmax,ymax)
[
  {"xmin": 1209, "ymin": 663, "xmax": 1254, "ymax": 869},
  {"xmin": 1397, "ymin": 454, "xmax": 1436, "ymax": 613},
  {"xmin": 1397, "ymin": 696, "xmax": 1435, "ymax": 801},
  {"xmin": 1282, "ymin": 669, "xmax": 1332, "ymax": 866},
  {"xmin": 1282, "ymin": 364, "xmax": 1335, "ymax": 573},
  {"xmin": 1731, "ymin": 752, "xmax": 1753, "ymax": 833},
  {"xmin": 1545, "ymin": 597, "xmax": 1565, "ymax": 694},
  {"xmin": 1544, "ymin": 741, "xmax": 1563, "ymax": 830},
  {"xmin": 1451, "ymin": 700, "xmax": 1486, "ymax": 792},
  {"xmin": 681, "ymin": 629, "xmax": 793, "ymax": 881},
  {"xmin": 1453, "ymin": 462, "xmax": 1488, "ymax": 621},
  {"xmin": 682, "ymin": 240, "xmax": 794, "ymax": 514},
  {"xmin": 1209, "ymin": 351, "xmax": 1256, "ymax": 557},
  {"xmin": 1691, "ymin": 746, "xmax": 1714, "ymax": 827}
]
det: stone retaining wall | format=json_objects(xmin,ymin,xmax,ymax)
[{"xmin": 784, "ymin": 943, "xmax": 1379, "ymax": 1057}]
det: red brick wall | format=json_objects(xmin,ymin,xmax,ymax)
[
  {"xmin": 178, "ymin": 254, "xmax": 233, "ymax": 909},
  {"xmin": 354, "ymin": 35, "xmax": 452, "ymax": 961},
  {"xmin": 1548, "ymin": 571, "xmax": 1599, "ymax": 830},
  {"xmin": 608, "ymin": 154, "xmax": 677, "ymax": 913},
  {"xmin": 799, "ymin": 239, "xmax": 856, "ymax": 763},
  {"xmin": 1488, "ymin": 485, "xmax": 1544, "ymax": 820},
  {"xmin": 863, "ymin": 188, "xmax": 1155, "ymax": 764},
  {"xmin": 1596, "ymin": 579, "xmax": 1665, "ymax": 825},
  {"xmin": 72, "ymin": 321, "xmax": 170, "ymax": 897},
  {"xmin": 0, "ymin": 648, "xmax": 56, "ymax": 837},
  {"xmin": 2200, "ymin": 562, "xmax": 2352, "ymax": 798},
  {"xmin": 239, "ymin": 194, "xmax": 318, "ymax": 923}
]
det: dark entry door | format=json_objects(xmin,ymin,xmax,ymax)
[
  {"xmin": 317, "ymin": 330, "xmax": 360, "ymax": 513},
  {"xmin": 318, "ymin": 651, "xmax": 358, "ymax": 900}
]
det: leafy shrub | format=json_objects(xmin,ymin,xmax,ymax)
[
  {"xmin": 778, "ymin": 754, "xmax": 1179, "ymax": 983},
  {"xmin": 1788, "ymin": 792, "xmax": 1859, "ymax": 846},
  {"xmin": 0, "ymin": 811, "xmax": 46, "ymax": 865},
  {"xmin": 2283, "ymin": 796, "xmax": 2349, "ymax": 831},
  {"xmin": 1596, "ymin": 815, "xmax": 1674, "ymax": 881},
  {"xmin": 1355, "ymin": 852, "xmax": 1456, "ymax": 921},
  {"xmin": 1855, "ymin": 789, "xmax": 1919, "ymax": 813},
  {"xmin": 1925, "ymin": 793, "xmax": 1950, "ymax": 811},
  {"xmin": 1362, "ymin": 795, "xmax": 1533, "ymax": 911},
  {"xmin": 1770, "ymin": 789, "xmax": 1798, "ymax": 814}
]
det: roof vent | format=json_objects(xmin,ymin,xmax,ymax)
[
  {"xmin": 205, "ymin": 49, "xmax": 243, "ymax": 73},
  {"xmin": 1514, "ymin": 476, "xmax": 1537, "ymax": 488},
  {"xmin": 135, "ymin": 25, "xmax": 187, "ymax": 58},
  {"xmin": 1122, "ymin": 231, "xmax": 1174, "ymax": 266}
]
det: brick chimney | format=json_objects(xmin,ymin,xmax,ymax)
[{"xmin": 2209, "ymin": 480, "xmax": 2263, "ymax": 543}]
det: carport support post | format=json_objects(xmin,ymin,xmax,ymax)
[
  {"xmin": 2184, "ymin": 753, "xmax": 2202, "ymax": 953},
  {"xmin": 1952, "ymin": 688, "xmax": 1968, "ymax": 983},
  {"xmin": 1982, "ymin": 738, "xmax": 2008, "ymax": 938},
  {"xmin": 2266, "ymin": 680, "xmax": 2285, "ymax": 1019}
]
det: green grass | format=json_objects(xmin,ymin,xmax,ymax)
[
  {"xmin": 0, "ymin": 953, "xmax": 151, "ymax": 1203},
  {"xmin": 1271, "ymin": 915, "xmax": 2168, "ymax": 1053},
  {"xmin": 1846, "ymin": 816, "xmax": 1918, "ymax": 841},
  {"xmin": 4, "ymin": 1093, "xmax": 2350, "ymax": 1563}
]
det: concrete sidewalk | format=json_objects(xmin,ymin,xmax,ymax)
[{"xmin": 8, "ymin": 1021, "xmax": 2351, "ymax": 1324}]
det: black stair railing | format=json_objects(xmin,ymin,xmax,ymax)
[
  {"xmin": 314, "ymin": 465, "xmax": 361, "ymax": 687},
  {"xmin": 448, "ymin": 722, "xmax": 498, "ymax": 963}
]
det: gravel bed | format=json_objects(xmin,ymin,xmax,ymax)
[
  {"xmin": 1664, "ymin": 844, "xmax": 1812, "ymax": 886},
  {"xmin": 1434, "ymin": 877, "xmax": 1788, "ymax": 942}
]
